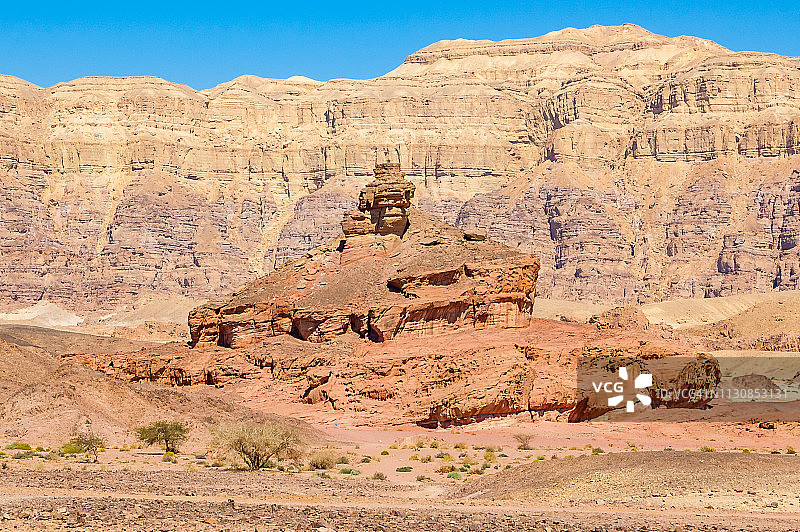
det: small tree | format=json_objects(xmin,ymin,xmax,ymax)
[
  {"xmin": 136, "ymin": 421, "xmax": 189, "ymax": 453},
  {"xmin": 67, "ymin": 431, "xmax": 106, "ymax": 462},
  {"xmin": 214, "ymin": 422, "xmax": 303, "ymax": 471},
  {"xmin": 513, "ymin": 433, "xmax": 533, "ymax": 450}
]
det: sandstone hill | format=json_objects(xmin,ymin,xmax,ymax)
[
  {"xmin": 0, "ymin": 331, "xmax": 319, "ymax": 447},
  {"xmin": 1, "ymin": 24, "xmax": 800, "ymax": 313},
  {"xmin": 69, "ymin": 167, "xmax": 719, "ymax": 427}
]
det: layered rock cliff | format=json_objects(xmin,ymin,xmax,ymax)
[{"xmin": 2, "ymin": 24, "xmax": 800, "ymax": 310}]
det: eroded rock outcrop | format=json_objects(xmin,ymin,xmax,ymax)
[{"xmin": 188, "ymin": 165, "xmax": 539, "ymax": 348}]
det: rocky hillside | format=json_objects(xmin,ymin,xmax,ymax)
[{"xmin": 1, "ymin": 24, "xmax": 799, "ymax": 310}]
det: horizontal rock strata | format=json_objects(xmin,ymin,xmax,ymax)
[{"xmin": 3, "ymin": 25, "xmax": 800, "ymax": 311}]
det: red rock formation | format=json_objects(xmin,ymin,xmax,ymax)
[{"xmin": 188, "ymin": 165, "xmax": 539, "ymax": 348}]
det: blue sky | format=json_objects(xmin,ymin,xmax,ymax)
[{"xmin": 2, "ymin": 1, "xmax": 798, "ymax": 90}]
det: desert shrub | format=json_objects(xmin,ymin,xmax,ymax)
[
  {"xmin": 485, "ymin": 445, "xmax": 502, "ymax": 453},
  {"xmin": 380, "ymin": 450, "xmax": 389, "ymax": 456},
  {"xmin": 396, "ymin": 466, "xmax": 413, "ymax": 472},
  {"xmin": 788, "ymin": 447, "xmax": 796, "ymax": 455},
  {"xmin": 336, "ymin": 455, "xmax": 350, "ymax": 465},
  {"xmin": 437, "ymin": 464, "xmax": 456, "ymax": 474},
  {"xmin": 136, "ymin": 421, "xmax": 189, "ymax": 453},
  {"xmin": 513, "ymin": 434, "xmax": 533, "ymax": 450},
  {"xmin": 370, "ymin": 472, "xmax": 386, "ymax": 480},
  {"xmin": 162, "ymin": 451, "xmax": 177, "ymax": 463},
  {"xmin": 416, "ymin": 475, "xmax": 429, "ymax": 482},
  {"xmin": 210, "ymin": 460, "xmax": 224, "ymax": 468},
  {"xmin": 66, "ymin": 431, "xmax": 106, "ymax": 463},
  {"xmin": 360, "ymin": 456, "xmax": 371, "ymax": 463},
  {"xmin": 447, "ymin": 471, "xmax": 461, "ymax": 479},
  {"xmin": 13, "ymin": 451, "xmax": 34, "ymax": 460},
  {"xmin": 429, "ymin": 440, "xmax": 440, "ymax": 449},
  {"xmin": 420, "ymin": 455, "xmax": 432, "ymax": 463},
  {"xmin": 536, "ymin": 455, "xmax": 546, "ymax": 461},
  {"xmin": 454, "ymin": 442, "xmax": 467, "ymax": 450},
  {"xmin": 591, "ymin": 447, "xmax": 605, "ymax": 455},
  {"xmin": 6, "ymin": 442, "xmax": 31, "ymax": 450},
  {"xmin": 61, "ymin": 443, "xmax": 83, "ymax": 455},
  {"xmin": 699, "ymin": 446, "xmax": 716, "ymax": 453},
  {"xmin": 314, "ymin": 472, "xmax": 331, "ymax": 479},
  {"xmin": 308, "ymin": 451, "xmax": 337, "ymax": 470},
  {"xmin": 213, "ymin": 422, "xmax": 303, "ymax": 471},
  {"xmin": 389, "ymin": 444, "xmax": 398, "ymax": 449},
  {"xmin": 436, "ymin": 452, "xmax": 453, "ymax": 461},
  {"xmin": 483, "ymin": 451, "xmax": 497, "ymax": 463}
]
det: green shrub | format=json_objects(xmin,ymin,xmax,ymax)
[
  {"xmin": 699, "ymin": 446, "xmax": 716, "ymax": 453},
  {"xmin": 162, "ymin": 451, "xmax": 177, "ymax": 463},
  {"xmin": 6, "ymin": 442, "xmax": 31, "ymax": 450},
  {"xmin": 336, "ymin": 456, "xmax": 350, "ymax": 465},
  {"xmin": 447, "ymin": 471, "xmax": 461, "ymax": 479},
  {"xmin": 61, "ymin": 443, "xmax": 83, "ymax": 454},
  {"xmin": 136, "ymin": 421, "xmax": 189, "ymax": 453},
  {"xmin": 395, "ymin": 466, "xmax": 413, "ymax": 472},
  {"xmin": 591, "ymin": 447, "xmax": 605, "ymax": 455},
  {"xmin": 65, "ymin": 431, "xmax": 106, "ymax": 463},
  {"xmin": 483, "ymin": 451, "xmax": 497, "ymax": 463}
]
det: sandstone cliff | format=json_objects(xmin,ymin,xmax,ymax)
[{"xmin": 2, "ymin": 25, "xmax": 800, "ymax": 310}]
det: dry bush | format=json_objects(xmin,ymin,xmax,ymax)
[
  {"xmin": 308, "ymin": 451, "xmax": 337, "ymax": 470},
  {"xmin": 213, "ymin": 422, "xmax": 303, "ymax": 471},
  {"xmin": 513, "ymin": 433, "xmax": 533, "ymax": 450}
]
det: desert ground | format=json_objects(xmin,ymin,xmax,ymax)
[{"xmin": 2, "ymin": 292, "xmax": 800, "ymax": 531}]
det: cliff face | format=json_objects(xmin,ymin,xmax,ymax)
[{"xmin": 2, "ymin": 24, "xmax": 800, "ymax": 310}]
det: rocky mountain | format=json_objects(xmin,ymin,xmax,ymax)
[{"xmin": 1, "ymin": 24, "xmax": 799, "ymax": 311}]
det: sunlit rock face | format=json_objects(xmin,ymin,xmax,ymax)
[
  {"xmin": 2, "ymin": 24, "xmax": 800, "ymax": 311},
  {"xmin": 188, "ymin": 164, "xmax": 539, "ymax": 348}
]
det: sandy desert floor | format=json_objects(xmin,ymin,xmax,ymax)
[{"xmin": 2, "ymin": 418, "xmax": 800, "ymax": 531}]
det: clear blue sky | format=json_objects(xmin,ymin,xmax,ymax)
[{"xmin": 2, "ymin": 1, "xmax": 798, "ymax": 90}]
